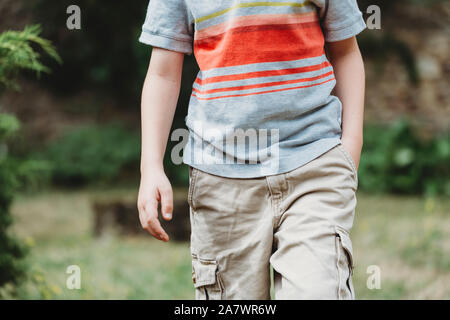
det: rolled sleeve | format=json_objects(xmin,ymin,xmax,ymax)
[
  {"xmin": 139, "ymin": 30, "xmax": 193, "ymax": 55},
  {"xmin": 139, "ymin": 0, "xmax": 194, "ymax": 55},
  {"xmin": 312, "ymin": 0, "xmax": 367, "ymax": 42},
  {"xmin": 324, "ymin": 15, "xmax": 367, "ymax": 42}
]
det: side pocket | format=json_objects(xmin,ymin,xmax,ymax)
[
  {"xmin": 335, "ymin": 226, "xmax": 355, "ymax": 300},
  {"xmin": 187, "ymin": 167, "xmax": 199, "ymax": 210},
  {"xmin": 191, "ymin": 255, "xmax": 224, "ymax": 300},
  {"xmin": 337, "ymin": 144, "xmax": 359, "ymax": 187}
]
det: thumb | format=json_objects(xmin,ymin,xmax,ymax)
[{"xmin": 159, "ymin": 184, "xmax": 174, "ymax": 221}]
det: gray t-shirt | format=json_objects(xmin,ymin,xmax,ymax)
[{"xmin": 140, "ymin": 0, "xmax": 366, "ymax": 178}]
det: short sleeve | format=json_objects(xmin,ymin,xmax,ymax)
[
  {"xmin": 139, "ymin": 0, "xmax": 194, "ymax": 55},
  {"xmin": 312, "ymin": 0, "xmax": 366, "ymax": 42}
]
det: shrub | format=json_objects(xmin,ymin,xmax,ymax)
[
  {"xmin": 359, "ymin": 120, "xmax": 450, "ymax": 196},
  {"xmin": 0, "ymin": 25, "xmax": 61, "ymax": 90},
  {"xmin": 41, "ymin": 124, "xmax": 141, "ymax": 185},
  {"xmin": 0, "ymin": 114, "xmax": 27, "ymax": 290}
]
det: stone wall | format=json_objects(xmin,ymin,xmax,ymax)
[{"xmin": 363, "ymin": 1, "xmax": 449, "ymax": 134}]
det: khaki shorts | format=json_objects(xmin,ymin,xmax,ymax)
[{"xmin": 188, "ymin": 143, "xmax": 358, "ymax": 300}]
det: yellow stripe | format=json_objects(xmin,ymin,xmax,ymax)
[{"xmin": 195, "ymin": 1, "xmax": 312, "ymax": 23}]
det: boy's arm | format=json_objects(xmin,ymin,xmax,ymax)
[
  {"xmin": 138, "ymin": 47, "xmax": 184, "ymax": 242},
  {"xmin": 326, "ymin": 36, "xmax": 365, "ymax": 169}
]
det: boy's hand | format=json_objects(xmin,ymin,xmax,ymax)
[{"xmin": 137, "ymin": 168, "xmax": 173, "ymax": 242}]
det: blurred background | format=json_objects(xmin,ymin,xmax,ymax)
[{"xmin": 0, "ymin": 0, "xmax": 448, "ymax": 299}]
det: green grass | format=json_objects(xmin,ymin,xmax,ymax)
[{"xmin": 7, "ymin": 189, "xmax": 450, "ymax": 300}]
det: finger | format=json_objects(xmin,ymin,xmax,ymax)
[
  {"xmin": 144, "ymin": 224, "xmax": 159, "ymax": 239},
  {"xmin": 138, "ymin": 203, "xmax": 148, "ymax": 228},
  {"xmin": 144, "ymin": 203, "xmax": 169, "ymax": 242},
  {"xmin": 147, "ymin": 217, "xmax": 169, "ymax": 242},
  {"xmin": 139, "ymin": 209, "xmax": 159, "ymax": 239},
  {"xmin": 159, "ymin": 185, "xmax": 173, "ymax": 221}
]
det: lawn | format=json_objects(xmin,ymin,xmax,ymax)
[{"xmin": 8, "ymin": 188, "xmax": 450, "ymax": 300}]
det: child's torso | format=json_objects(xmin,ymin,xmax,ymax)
[{"xmin": 183, "ymin": 1, "xmax": 342, "ymax": 178}]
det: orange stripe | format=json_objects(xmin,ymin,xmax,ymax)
[
  {"xmin": 192, "ymin": 78, "xmax": 335, "ymax": 100},
  {"xmin": 194, "ymin": 22, "xmax": 324, "ymax": 70},
  {"xmin": 195, "ymin": 12, "xmax": 318, "ymax": 40},
  {"xmin": 195, "ymin": 61, "xmax": 331, "ymax": 86},
  {"xmin": 193, "ymin": 71, "xmax": 334, "ymax": 95}
]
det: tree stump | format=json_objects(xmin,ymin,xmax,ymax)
[{"xmin": 92, "ymin": 198, "xmax": 191, "ymax": 242}]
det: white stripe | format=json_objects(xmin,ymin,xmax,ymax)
[
  {"xmin": 193, "ymin": 66, "xmax": 333, "ymax": 91},
  {"xmin": 197, "ymin": 55, "xmax": 328, "ymax": 79}
]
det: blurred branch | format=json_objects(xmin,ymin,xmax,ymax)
[{"xmin": 0, "ymin": 24, "xmax": 61, "ymax": 91}]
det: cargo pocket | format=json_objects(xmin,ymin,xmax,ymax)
[
  {"xmin": 191, "ymin": 255, "xmax": 224, "ymax": 300},
  {"xmin": 335, "ymin": 226, "xmax": 355, "ymax": 300}
]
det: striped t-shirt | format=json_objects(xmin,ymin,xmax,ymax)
[{"xmin": 139, "ymin": 0, "xmax": 366, "ymax": 178}]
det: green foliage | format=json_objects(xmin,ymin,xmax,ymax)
[
  {"xmin": 41, "ymin": 125, "xmax": 141, "ymax": 185},
  {"xmin": 0, "ymin": 114, "xmax": 20, "ymax": 140},
  {"xmin": 0, "ymin": 114, "xmax": 27, "ymax": 290},
  {"xmin": 39, "ymin": 124, "xmax": 189, "ymax": 186},
  {"xmin": 359, "ymin": 120, "xmax": 450, "ymax": 196},
  {"xmin": 0, "ymin": 114, "xmax": 50, "ymax": 295},
  {"xmin": 0, "ymin": 25, "xmax": 60, "ymax": 294},
  {"xmin": 0, "ymin": 25, "xmax": 61, "ymax": 90},
  {"xmin": 39, "ymin": 124, "xmax": 191, "ymax": 187}
]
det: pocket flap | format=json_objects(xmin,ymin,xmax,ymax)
[
  {"xmin": 335, "ymin": 226, "xmax": 354, "ymax": 269},
  {"xmin": 192, "ymin": 257, "xmax": 218, "ymax": 288}
]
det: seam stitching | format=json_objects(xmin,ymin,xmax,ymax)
[{"xmin": 142, "ymin": 28, "xmax": 193, "ymax": 43}]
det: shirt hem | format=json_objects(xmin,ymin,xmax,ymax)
[{"xmin": 183, "ymin": 137, "xmax": 342, "ymax": 179}]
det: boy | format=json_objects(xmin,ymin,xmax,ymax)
[{"xmin": 137, "ymin": 0, "xmax": 366, "ymax": 300}]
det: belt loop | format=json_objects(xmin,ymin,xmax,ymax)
[{"xmin": 265, "ymin": 174, "xmax": 276, "ymax": 197}]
